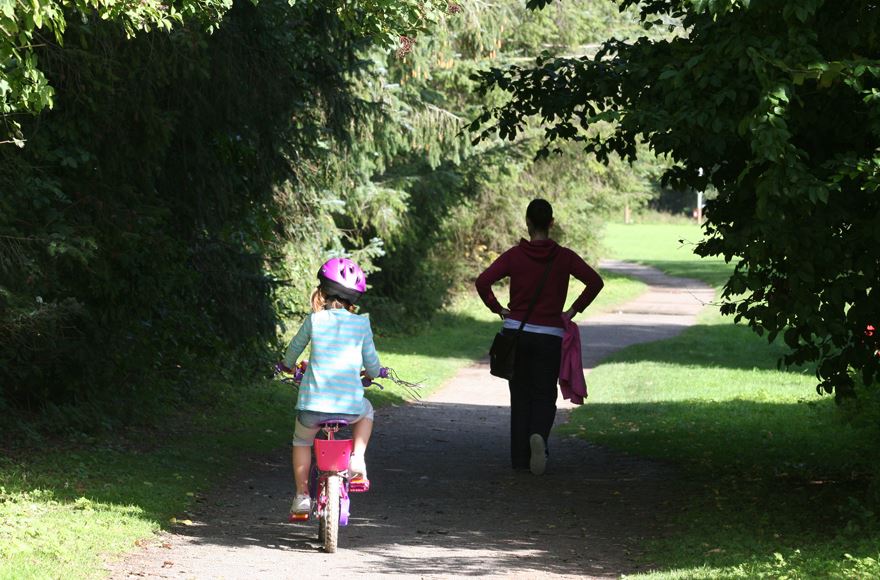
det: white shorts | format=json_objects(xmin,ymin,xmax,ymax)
[{"xmin": 292, "ymin": 398, "xmax": 374, "ymax": 447}]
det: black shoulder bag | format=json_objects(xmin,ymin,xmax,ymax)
[{"xmin": 488, "ymin": 257, "xmax": 556, "ymax": 380}]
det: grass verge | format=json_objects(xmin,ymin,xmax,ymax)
[
  {"xmin": 603, "ymin": 222, "xmax": 731, "ymax": 287},
  {"xmin": 0, "ymin": 383, "xmax": 297, "ymax": 580},
  {"xmin": 567, "ymin": 223, "xmax": 880, "ymax": 578},
  {"xmin": 0, "ymin": 268, "xmax": 639, "ymax": 579}
]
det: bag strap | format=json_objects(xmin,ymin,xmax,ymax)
[{"xmin": 515, "ymin": 257, "xmax": 556, "ymax": 333}]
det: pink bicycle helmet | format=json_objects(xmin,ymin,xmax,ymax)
[{"xmin": 318, "ymin": 257, "xmax": 367, "ymax": 303}]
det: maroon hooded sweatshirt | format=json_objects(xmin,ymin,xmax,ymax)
[{"xmin": 475, "ymin": 239, "xmax": 604, "ymax": 329}]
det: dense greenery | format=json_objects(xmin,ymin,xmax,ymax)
[
  {"xmin": 0, "ymin": 0, "xmax": 448, "ymax": 140},
  {"xmin": 1, "ymin": 0, "xmax": 378, "ymax": 429},
  {"xmin": 1, "ymin": 1, "xmax": 655, "ymax": 433},
  {"xmin": 347, "ymin": 0, "xmax": 660, "ymax": 323},
  {"xmin": 474, "ymin": 0, "xmax": 880, "ymax": 399}
]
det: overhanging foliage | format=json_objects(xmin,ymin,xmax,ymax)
[{"xmin": 1, "ymin": 0, "xmax": 655, "ymax": 431}]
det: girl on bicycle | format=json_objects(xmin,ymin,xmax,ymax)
[{"xmin": 281, "ymin": 257, "xmax": 382, "ymax": 519}]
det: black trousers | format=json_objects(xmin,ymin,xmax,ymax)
[{"xmin": 506, "ymin": 329, "xmax": 562, "ymax": 469}]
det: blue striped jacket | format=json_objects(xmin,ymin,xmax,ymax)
[{"xmin": 283, "ymin": 309, "xmax": 382, "ymax": 415}]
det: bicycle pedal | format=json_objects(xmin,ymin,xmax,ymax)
[
  {"xmin": 349, "ymin": 478, "xmax": 370, "ymax": 493},
  {"xmin": 288, "ymin": 511, "xmax": 310, "ymax": 522}
]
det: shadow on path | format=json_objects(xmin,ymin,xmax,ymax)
[{"xmin": 114, "ymin": 393, "xmax": 680, "ymax": 579}]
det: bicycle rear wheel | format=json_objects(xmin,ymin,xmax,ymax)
[{"xmin": 322, "ymin": 475, "xmax": 341, "ymax": 553}]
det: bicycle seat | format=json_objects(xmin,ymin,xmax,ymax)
[{"xmin": 317, "ymin": 419, "xmax": 349, "ymax": 428}]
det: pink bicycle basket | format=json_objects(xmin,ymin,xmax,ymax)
[{"xmin": 314, "ymin": 438, "xmax": 353, "ymax": 472}]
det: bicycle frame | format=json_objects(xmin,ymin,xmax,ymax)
[
  {"xmin": 313, "ymin": 424, "xmax": 353, "ymax": 529},
  {"xmin": 296, "ymin": 420, "xmax": 366, "ymax": 553}
]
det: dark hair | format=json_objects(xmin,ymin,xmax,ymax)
[{"xmin": 526, "ymin": 199, "xmax": 553, "ymax": 231}]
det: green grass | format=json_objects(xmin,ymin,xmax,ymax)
[
  {"xmin": 565, "ymin": 223, "xmax": 880, "ymax": 579},
  {"xmin": 603, "ymin": 222, "xmax": 732, "ymax": 287},
  {"xmin": 624, "ymin": 209, "xmax": 697, "ymax": 226},
  {"xmin": 0, "ymin": 384, "xmax": 298, "ymax": 579},
  {"xmin": 0, "ymin": 272, "xmax": 644, "ymax": 579}
]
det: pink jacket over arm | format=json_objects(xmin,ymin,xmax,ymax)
[{"xmin": 559, "ymin": 319, "xmax": 587, "ymax": 405}]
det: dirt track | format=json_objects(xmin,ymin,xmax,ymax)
[{"xmin": 109, "ymin": 261, "xmax": 713, "ymax": 579}]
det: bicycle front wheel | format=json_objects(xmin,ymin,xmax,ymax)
[{"xmin": 322, "ymin": 475, "xmax": 341, "ymax": 553}]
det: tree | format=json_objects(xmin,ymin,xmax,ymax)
[
  {"xmin": 0, "ymin": 0, "xmax": 447, "ymax": 424},
  {"xmin": 473, "ymin": 0, "xmax": 880, "ymax": 398},
  {"xmin": 0, "ymin": 0, "xmax": 449, "ymax": 144},
  {"xmin": 326, "ymin": 0, "xmax": 658, "ymax": 325}
]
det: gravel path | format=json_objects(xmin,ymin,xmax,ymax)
[{"xmin": 109, "ymin": 261, "xmax": 714, "ymax": 580}]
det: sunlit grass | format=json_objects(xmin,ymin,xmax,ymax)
[
  {"xmin": 569, "ymin": 223, "xmax": 880, "ymax": 579},
  {"xmin": 603, "ymin": 222, "xmax": 732, "ymax": 287},
  {"xmin": 0, "ymin": 382, "xmax": 297, "ymax": 580},
  {"xmin": 572, "ymin": 307, "xmax": 872, "ymax": 478},
  {"xmin": 0, "ymin": 490, "xmax": 155, "ymax": 580},
  {"xmin": 603, "ymin": 222, "xmax": 708, "ymax": 263}
]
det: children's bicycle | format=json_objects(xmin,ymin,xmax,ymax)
[
  {"xmin": 274, "ymin": 361, "xmax": 421, "ymax": 553},
  {"xmin": 304, "ymin": 418, "xmax": 359, "ymax": 553}
]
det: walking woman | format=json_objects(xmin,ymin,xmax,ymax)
[{"xmin": 475, "ymin": 199, "xmax": 604, "ymax": 475}]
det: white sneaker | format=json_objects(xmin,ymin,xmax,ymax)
[
  {"xmin": 349, "ymin": 454, "xmax": 367, "ymax": 480},
  {"xmin": 529, "ymin": 434, "xmax": 546, "ymax": 475},
  {"xmin": 290, "ymin": 493, "xmax": 311, "ymax": 513}
]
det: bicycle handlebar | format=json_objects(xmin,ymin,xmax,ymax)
[{"xmin": 273, "ymin": 360, "xmax": 422, "ymax": 398}]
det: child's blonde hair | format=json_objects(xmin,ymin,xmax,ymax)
[{"xmin": 311, "ymin": 287, "xmax": 357, "ymax": 313}]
